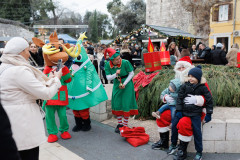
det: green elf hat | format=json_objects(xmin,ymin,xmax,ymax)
[{"xmin": 104, "ymin": 48, "xmax": 120, "ymax": 60}]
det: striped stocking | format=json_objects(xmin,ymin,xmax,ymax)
[
  {"xmin": 117, "ymin": 116, "xmax": 123, "ymax": 125},
  {"xmin": 123, "ymin": 117, "xmax": 129, "ymax": 126}
]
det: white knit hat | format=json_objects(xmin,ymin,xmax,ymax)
[
  {"xmin": 216, "ymin": 43, "xmax": 223, "ymax": 48},
  {"xmin": 3, "ymin": 37, "xmax": 29, "ymax": 55}
]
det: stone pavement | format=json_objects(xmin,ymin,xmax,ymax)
[{"xmin": 39, "ymin": 110, "xmax": 240, "ymax": 160}]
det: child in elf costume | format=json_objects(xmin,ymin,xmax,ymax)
[
  {"xmin": 104, "ymin": 48, "xmax": 138, "ymax": 133},
  {"xmin": 32, "ymin": 31, "xmax": 81, "ymax": 142},
  {"xmin": 67, "ymin": 33, "xmax": 108, "ymax": 132}
]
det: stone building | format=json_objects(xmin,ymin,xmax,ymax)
[{"xmin": 146, "ymin": 0, "xmax": 194, "ymax": 35}]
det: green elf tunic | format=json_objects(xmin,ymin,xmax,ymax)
[{"xmin": 105, "ymin": 59, "xmax": 138, "ymax": 117}]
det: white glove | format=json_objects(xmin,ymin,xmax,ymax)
[
  {"xmin": 165, "ymin": 95, "xmax": 174, "ymax": 103},
  {"xmin": 184, "ymin": 94, "xmax": 197, "ymax": 105}
]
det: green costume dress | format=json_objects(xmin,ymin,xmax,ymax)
[
  {"xmin": 105, "ymin": 59, "xmax": 138, "ymax": 117},
  {"xmin": 67, "ymin": 38, "xmax": 108, "ymax": 110}
]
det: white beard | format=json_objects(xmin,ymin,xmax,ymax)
[{"xmin": 175, "ymin": 67, "xmax": 192, "ymax": 84}]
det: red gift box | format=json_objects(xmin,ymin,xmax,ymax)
[
  {"xmin": 160, "ymin": 51, "xmax": 170, "ymax": 65},
  {"xmin": 143, "ymin": 52, "xmax": 162, "ymax": 72}
]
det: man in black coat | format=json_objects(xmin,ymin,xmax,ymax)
[
  {"xmin": 0, "ymin": 102, "xmax": 20, "ymax": 160},
  {"xmin": 199, "ymin": 44, "xmax": 212, "ymax": 64},
  {"xmin": 211, "ymin": 43, "xmax": 228, "ymax": 65}
]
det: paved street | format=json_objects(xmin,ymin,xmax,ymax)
[{"xmin": 43, "ymin": 110, "xmax": 240, "ymax": 160}]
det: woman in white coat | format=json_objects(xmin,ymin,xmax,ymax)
[{"xmin": 0, "ymin": 37, "xmax": 62, "ymax": 160}]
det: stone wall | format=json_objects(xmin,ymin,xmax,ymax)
[
  {"xmin": 0, "ymin": 18, "xmax": 34, "ymax": 41},
  {"xmin": 146, "ymin": 0, "xmax": 195, "ymax": 35}
]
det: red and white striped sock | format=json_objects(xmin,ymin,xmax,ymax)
[
  {"xmin": 117, "ymin": 116, "xmax": 123, "ymax": 125},
  {"xmin": 123, "ymin": 117, "xmax": 129, "ymax": 126}
]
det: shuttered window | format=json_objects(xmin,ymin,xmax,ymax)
[{"xmin": 212, "ymin": 3, "xmax": 233, "ymax": 22}]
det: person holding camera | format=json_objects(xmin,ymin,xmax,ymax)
[{"xmin": 0, "ymin": 37, "xmax": 62, "ymax": 160}]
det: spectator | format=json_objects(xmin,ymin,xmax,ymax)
[
  {"xmin": 199, "ymin": 44, "xmax": 211, "ymax": 64},
  {"xmin": 131, "ymin": 45, "xmax": 142, "ymax": 67},
  {"xmin": 226, "ymin": 43, "xmax": 239, "ymax": 67},
  {"xmin": 0, "ymin": 37, "xmax": 62, "ymax": 160},
  {"xmin": 154, "ymin": 46, "xmax": 159, "ymax": 51},
  {"xmin": 211, "ymin": 43, "xmax": 228, "ymax": 65},
  {"xmin": 29, "ymin": 42, "xmax": 44, "ymax": 67},
  {"xmin": 141, "ymin": 43, "xmax": 148, "ymax": 66},
  {"xmin": 100, "ymin": 54, "xmax": 110, "ymax": 84},
  {"xmin": 180, "ymin": 49, "xmax": 191, "ymax": 58},
  {"xmin": 120, "ymin": 43, "xmax": 133, "ymax": 66},
  {"xmin": 190, "ymin": 44, "xmax": 198, "ymax": 56},
  {"xmin": 196, "ymin": 42, "xmax": 203, "ymax": 57},
  {"xmin": 167, "ymin": 42, "xmax": 181, "ymax": 61},
  {"xmin": 87, "ymin": 45, "xmax": 94, "ymax": 55},
  {"xmin": 0, "ymin": 102, "xmax": 21, "ymax": 160}
]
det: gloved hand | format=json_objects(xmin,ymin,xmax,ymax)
[
  {"xmin": 184, "ymin": 94, "xmax": 197, "ymax": 105},
  {"xmin": 204, "ymin": 114, "xmax": 212, "ymax": 123},
  {"xmin": 176, "ymin": 112, "xmax": 183, "ymax": 119},
  {"xmin": 165, "ymin": 95, "xmax": 174, "ymax": 103}
]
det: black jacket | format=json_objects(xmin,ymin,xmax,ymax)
[
  {"xmin": 211, "ymin": 48, "xmax": 228, "ymax": 65},
  {"xmin": 29, "ymin": 50, "xmax": 44, "ymax": 67},
  {"xmin": 200, "ymin": 47, "xmax": 211, "ymax": 63},
  {"xmin": 176, "ymin": 81, "xmax": 213, "ymax": 117},
  {"xmin": 0, "ymin": 103, "xmax": 20, "ymax": 160}
]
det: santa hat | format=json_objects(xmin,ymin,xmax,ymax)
[
  {"xmin": 3, "ymin": 37, "xmax": 29, "ymax": 55},
  {"xmin": 174, "ymin": 56, "xmax": 192, "ymax": 70},
  {"xmin": 104, "ymin": 48, "xmax": 120, "ymax": 60}
]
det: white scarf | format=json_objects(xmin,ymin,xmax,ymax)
[{"xmin": 0, "ymin": 54, "xmax": 50, "ymax": 84}]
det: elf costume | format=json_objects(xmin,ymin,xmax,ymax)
[
  {"xmin": 104, "ymin": 48, "xmax": 138, "ymax": 133},
  {"xmin": 67, "ymin": 33, "xmax": 108, "ymax": 132},
  {"xmin": 32, "ymin": 31, "xmax": 81, "ymax": 143}
]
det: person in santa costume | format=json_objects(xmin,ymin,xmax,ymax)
[
  {"xmin": 152, "ymin": 57, "xmax": 209, "ymax": 153},
  {"xmin": 104, "ymin": 48, "xmax": 138, "ymax": 133},
  {"xmin": 67, "ymin": 33, "xmax": 108, "ymax": 132}
]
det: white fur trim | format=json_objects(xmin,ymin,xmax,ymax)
[
  {"xmin": 174, "ymin": 61, "xmax": 192, "ymax": 70},
  {"xmin": 178, "ymin": 134, "xmax": 192, "ymax": 142},
  {"xmin": 195, "ymin": 96, "xmax": 205, "ymax": 107},
  {"xmin": 68, "ymin": 81, "xmax": 102, "ymax": 99},
  {"xmin": 158, "ymin": 126, "xmax": 170, "ymax": 133},
  {"xmin": 202, "ymin": 108, "xmax": 206, "ymax": 114}
]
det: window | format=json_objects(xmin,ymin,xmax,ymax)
[
  {"xmin": 212, "ymin": 3, "xmax": 233, "ymax": 22},
  {"xmin": 219, "ymin": 5, "xmax": 228, "ymax": 21}
]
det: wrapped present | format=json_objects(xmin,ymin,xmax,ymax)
[{"xmin": 143, "ymin": 52, "xmax": 162, "ymax": 72}]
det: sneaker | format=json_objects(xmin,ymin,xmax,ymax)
[
  {"xmin": 167, "ymin": 144, "xmax": 178, "ymax": 155},
  {"xmin": 60, "ymin": 131, "xmax": 71, "ymax": 140},
  {"xmin": 194, "ymin": 152, "xmax": 202, "ymax": 160},
  {"xmin": 115, "ymin": 124, "xmax": 123, "ymax": 134},
  {"xmin": 47, "ymin": 134, "xmax": 58, "ymax": 143},
  {"xmin": 152, "ymin": 112, "xmax": 160, "ymax": 119}
]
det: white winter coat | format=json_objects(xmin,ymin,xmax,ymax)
[{"xmin": 0, "ymin": 63, "xmax": 61, "ymax": 151}]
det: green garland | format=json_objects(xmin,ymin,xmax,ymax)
[{"xmin": 134, "ymin": 65, "xmax": 240, "ymax": 119}]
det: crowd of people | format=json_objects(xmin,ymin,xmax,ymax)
[{"xmin": 0, "ymin": 34, "xmax": 239, "ymax": 160}]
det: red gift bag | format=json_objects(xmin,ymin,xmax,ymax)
[
  {"xmin": 237, "ymin": 52, "xmax": 240, "ymax": 68},
  {"xmin": 143, "ymin": 52, "xmax": 162, "ymax": 72},
  {"xmin": 119, "ymin": 126, "xmax": 150, "ymax": 147}
]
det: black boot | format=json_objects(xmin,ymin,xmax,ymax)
[
  {"xmin": 174, "ymin": 141, "xmax": 189, "ymax": 160},
  {"xmin": 72, "ymin": 117, "xmax": 82, "ymax": 132},
  {"xmin": 82, "ymin": 118, "xmax": 91, "ymax": 131},
  {"xmin": 115, "ymin": 124, "xmax": 124, "ymax": 134},
  {"xmin": 151, "ymin": 131, "xmax": 169, "ymax": 150}
]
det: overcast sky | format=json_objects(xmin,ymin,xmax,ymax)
[{"xmin": 55, "ymin": 0, "xmax": 141, "ymax": 16}]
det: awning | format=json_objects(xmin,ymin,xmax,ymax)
[
  {"xmin": 100, "ymin": 39, "xmax": 113, "ymax": 45},
  {"xmin": 147, "ymin": 25, "xmax": 199, "ymax": 38},
  {"xmin": 45, "ymin": 34, "xmax": 77, "ymax": 44}
]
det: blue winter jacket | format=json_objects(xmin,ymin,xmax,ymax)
[{"xmin": 161, "ymin": 78, "xmax": 181, "ymax": 106}]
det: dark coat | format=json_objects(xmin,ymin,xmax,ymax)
[
  {"xmin": 176, "ymin": 81, "xmax": 213, "ymax": 117},
  {"xmin": 0, "ymin": 102, "xmax": 20, "ymax": 160},
  {"xmin": 200, "ymin": 47, "xmax": 211, "ymax": 63},
  {"xmin": 211, "ymin": 48, "xmax": 228, "ymax": 65},
  {"xmin": 29, "ymin": 50, "xmax": 44, "ymax": 67}
]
